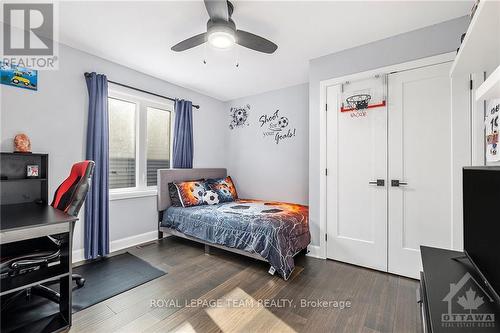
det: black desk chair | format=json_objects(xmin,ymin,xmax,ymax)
[
  {"xmin": 50, "ymin": 160, "xmax": 95, "ymax": 289},
  {"xmin": 0, "ymin": 160, "xmax": 94, "ymax": 308}
]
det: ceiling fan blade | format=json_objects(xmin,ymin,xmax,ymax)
[
  {"xmin": 236, "ymin": 30, "xmax": 277, "ymax": 54},
  {"xmin": 171, "ymin": 33, "xmax": 207, "ymax": 52},
  {"xmin": 204, "ymin": 0, "xmax": 229, "ymax": 22}
]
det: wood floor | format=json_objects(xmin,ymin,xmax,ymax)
[{"xmin": 69, "ymin": 236, "xmax": 422, "ymax": 333}]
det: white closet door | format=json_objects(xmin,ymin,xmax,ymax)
[
  {"xmin": 326, "ymin": 82, "xmax": 388, "ymax": 271},
  {"xmin": 388, "ymin": 62, "xmax": 453, "ymax": 279}
]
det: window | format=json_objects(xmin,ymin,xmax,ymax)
[
  {"xmin": 109, "ymin": 98, "xmax": 136, "ymax": 189},
  {"xmin": 146, "ymin": 107, "xmax": 171, "ymax": 186},
  {"xmin": 108, "ymin": 87, "xmax": 173, "ymax": 196}
]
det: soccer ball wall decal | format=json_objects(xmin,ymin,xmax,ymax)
[
  {"xmin": 278, "ymin": 117, "xmax": 289, "ymax": 128},
  {"xmin": 229, "ymin": 104, "xmax": 250, "ymax": 130}
]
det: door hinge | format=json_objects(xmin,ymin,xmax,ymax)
[
  {"xmin": 470, "ymin": 79, "xmax": 473, "ymax": 90},
  {"xmin": 325, "ymin": 234, "xmax": 328, "ymax": 242},
  {"xmin": 325, "ymin": 104, "xmax": 328, "ymax": 111},
  {"xmin": 325, "ymin": 168, "xmax": 328, "ymax": 176}
]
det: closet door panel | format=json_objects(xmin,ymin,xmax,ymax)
[
  {"xmin": 326, "ymin": 81, "xmax": 387, "ymax": 271},
  {"xmin": 388, "ymin": 62, "xmax": 453, "ymax": 279}
]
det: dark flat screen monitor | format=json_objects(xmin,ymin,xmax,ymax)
[{"xmin": 463, "ymin": 167, "xmax": 500, "ymax": 303}]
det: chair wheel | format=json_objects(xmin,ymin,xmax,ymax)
[{"xmin": 76, "ymin": 278, "xmax": 85, "ymax": 288}]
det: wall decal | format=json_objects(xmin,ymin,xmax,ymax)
[
  {"xmin": 259, "ymin": 109, "xmax": 297, "ymax": 144},
  {"xmin": 486, "ymin": 99, "xmax": 499, "ymax": 162},
  {"xmin": 0, "ymin": 62, "xmax": 38, "ymax": 91},
  {"xmin": 229, "ymin": 104, "xmax": 250, "ymax": 129}
]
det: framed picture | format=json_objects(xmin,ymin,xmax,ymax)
[
  {"xmin": 27, "ymin": 165, "xmax": 40, "ymax": 178},
  {"xmin": 485, "ymin": 99, "xmax": 499, "ymax": 162},
  {"xmin": 0, "ymin": 62, "xmax": 38, "ymax": 91}
]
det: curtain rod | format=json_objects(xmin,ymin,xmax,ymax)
[{"xmin": 84, "ymin": 72, "xmax": 200, "ymax": 109}]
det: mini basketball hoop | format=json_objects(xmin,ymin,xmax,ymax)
[
  {"xmin": 339, "ymin": 75, "xmax": 387, "ymax": 113},
  {"xmin": 345, "ymin": 94, "xmax": 371, "ymax": 110}
]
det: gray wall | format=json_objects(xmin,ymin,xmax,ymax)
[
  {"xmin": 0, "ymin": 43, "xmax": 226, "ymax": 254},
  {"xmin": 308, "ymin": 16, "xmax": 469, "ymax": 247},
  {"xmin": 225, "ymin": 84, "xmax": 309, "ymax": 205}
]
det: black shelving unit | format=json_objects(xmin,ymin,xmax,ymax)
[
  {"xmin": 0, "ymin": 152, "xmax": 48, "ymax": 205},
  {"xmin": 1, "ymin": 152, "xmax": 75, "ymax": 333}
]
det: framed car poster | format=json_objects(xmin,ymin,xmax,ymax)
[{"xmin": 0, "ymin": 62, "xmax": 38, "ymax": 91}]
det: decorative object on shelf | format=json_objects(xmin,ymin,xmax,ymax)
[
  {"xmin": 27, "ymin": 165, "xmax": 40, "ymax": 178},
  {"xmin": 259, "ymin": 109, "xmax": 297, "ymax": 145},
  {"xmin": 13, "ymin": 133, "xmax": 32, "ymax": 153},
  {"xmin": 486, "ymin": 99, "xmax": 499, "ymax": 162},
  {"xmin": 0, "ymin": 62, "xmax": 38, "ymax": 91},
  {"xmin": 229, "ymin": 104, "xmax": 250, "ymax": 130}
]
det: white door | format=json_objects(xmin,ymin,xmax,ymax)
[
  {"xmin": 388, "ymin": 62, "xmax": 453, "ymax": 278},
  {"xmin": 326, "ymin": 81, "xmax": 388, "ymax": 271}
]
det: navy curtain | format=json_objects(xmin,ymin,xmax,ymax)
[
  {"xmin": 84, "ymin": 72, "xmax": 109, "ymax": 259},
  {"xmin": 172, "ymin": 99, "xmax": 194, "ymax": 168}
]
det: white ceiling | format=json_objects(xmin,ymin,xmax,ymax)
[{"xmin": 59, "ymin": 1, "xmax": 471, "ymax": 101}]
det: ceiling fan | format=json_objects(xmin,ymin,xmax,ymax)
[{"xmin": 171, "ymin": 0, "xmax": 278, "ymax": 54}]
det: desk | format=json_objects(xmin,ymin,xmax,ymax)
[
  {"xmin": 1, "ymin": 202, "xmax": 77, "ymax": 333},
  {"xmin": 419, "ymin": 246, "xmax": 500, "ymax": 333}
]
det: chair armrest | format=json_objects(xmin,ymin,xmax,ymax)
[{"xmin": 10, "ymin": 250, "xmax": 61, "ymax": 270}]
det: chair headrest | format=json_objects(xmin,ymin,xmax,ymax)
[{"xmin": 51, "ymin": 160, "xmax": 95, "ymax": 216}]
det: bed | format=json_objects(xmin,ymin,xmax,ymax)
[{"xmin": 157, "ymin": 168, "xmax": 310, "ymax": 280}]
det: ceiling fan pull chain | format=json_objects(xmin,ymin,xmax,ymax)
[
  {"xmin": 203, "ymin": 43, "xmax": 208, "ymax": 65},
  {"xmin": 235, "ymin": 44, "xmax": 240, "ymax": 68}
]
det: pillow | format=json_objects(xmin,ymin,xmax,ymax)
[
  {"xmin": 168, "ymin": 182, "xmax": 183, "ymax": 207},
  {"xmin": 168, "ymin": 179, "xmax": 205, "ymax": 208},
  {"xmin": 206, "ymin": 176, "xmax": 238, "ymax": 203},
  {"xmin": 203, "ymin": 190, "xmax": 220, "ymax": 205},
  {"xmin": 174, "ymin": 180, "xmax": 209, "ymax": 207}
]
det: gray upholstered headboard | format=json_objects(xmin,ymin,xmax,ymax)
[{"xmin": 157, "ymin": 168, "xmax": 227, "ymax": 212}]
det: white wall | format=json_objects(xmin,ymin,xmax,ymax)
[
  {"xmin": 1, "ymin": 15, "xmax": 474, "ymax": 260},
  {"xmin": 224, "ymin": 84, "xmax": 309, "ymax": 205},
  {"xmin": 308, "ymin": 16, "xmax": 470, "ymax": 249},
  {"xmin": 0, "ymin": 43, "xmax": 226, "ymax": 259}
]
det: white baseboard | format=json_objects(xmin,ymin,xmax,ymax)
[
  {"xmin": 109, "ymin": 230, "xmax": 158, "ymax": 253},
  {"xmin": 74, "ymin": 232, "xmax": 326, "ymax": 262},
  {"xmin": 72, "ymin": 248, "xmax": 85, "ymax": 263},
  {"xmin": 306, "ymin": 245, "xmax": 325, "ymax": 259},
  {"xmin": 72, "ymin": 230, "xmax": 158, "ymax": 263}
]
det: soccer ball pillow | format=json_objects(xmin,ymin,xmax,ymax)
[
  {"xmin": 203, "ymin": 190, "xmax": 220, "ymax": 205},
  {"xmin": 206, "ymin": 176, "xmax": 238, "ymax": 203},
  {"xmin": 174, "ymin": 180, "xmax": 209, "ymax": 207}
]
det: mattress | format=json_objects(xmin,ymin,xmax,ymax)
[{"xmin": 161, "ymin": 199, "xmax": 310, "ymax": 280}]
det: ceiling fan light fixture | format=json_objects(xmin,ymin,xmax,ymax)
[
  {"xmin": 171, "ymin": 1, "xmax": 277, "ymax": 54},
  {"xmin": 207, "ymin": 24, "xmax": 235, "ymax": 49},
  {"xmin": 208, "ymin": 31, "xmax": 235, "ymax": 49}
]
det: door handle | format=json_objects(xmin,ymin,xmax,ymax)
[
  {"xmin": 369, "ymin": 179, "xmax": 385, "ymax": 186},
  {"xmin": 391, "ymin": 180, "xmax": 408, "ymax": 187}
]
